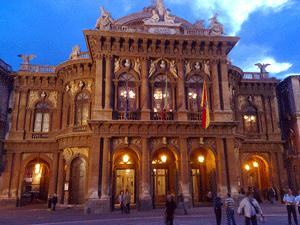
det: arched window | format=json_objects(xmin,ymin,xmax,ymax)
[
  {"xmin": 152, "ymin": 75, "xmax": 173, "ymax": 119},
  {"xmin": 243, "ymin": 105, "xmax": 259, "ymax": 133},
  {"xmin": 117, "ymin": 74, "xmax": 137, "ymax": 112},
  {"xmin": 75, "ymin": 92, "xmax": 90, "ymax": 125},
  {"xmin": 33, "ymin": 102, "xmax": 50, "ymax": 133},
  {"xmin": 187, "ymin": 75, "xmax": 203, "ymax": 112}
]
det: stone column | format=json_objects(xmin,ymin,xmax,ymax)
[
  {"xmin": 0, "ymin": 153, "xmax": 13, "ymax": 198},
  {"xmin": 140, "ymin": 58, "xmax": 150, "ymax": 120},
  {"xmin": 220, "ymin": 60, "xmax": 233, "ymax": 120},
  {"xmin": 56, "ymin": 152, "xmax": 64, "ymax": 203},
  {"xmin": 49, "ymin": 152, "xmax": 59, "ymax": 196},
  {"xmin": 211, "ymin": 61, "xmax": 221, "ymax": 121},
  {"xmin": 92, "ymin": 56, "xmax": 104, "ymax": 120},
  {"xmin": 179, "ymin": 138, "xmax": 191, "ymax": 207},
  {"xmin": 104, "ymin": 55, "xmax": 112, "ymax": 119},
  {"xmin": 177, "ymin": 60, "xmax": 187, "ymax": 120},
  {"xmin": 10, "ymin": 91, "xmax": 20, "ymax": 132},
  {"xmin": 140, "ymin": 138, "xmax": 152, "ymax": 210},
  {"xmin": 10, "ymin": 153, "xmax": 21, "ymax": 199},
  {"xmin": 215, "ymin": 138, "xmax": 228, "ymax": 195}
]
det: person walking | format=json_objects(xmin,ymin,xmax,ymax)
[
  {"xmin": 224, "ymin": 193, "xmax": 236, "ymax": 225},
  {"xmin": 296, "ymin": 190, "xmax": 300, "ymax": 216},
  {"xmin": 47, "ymin": 194, "xmax": 52, "ymax": 210},
  {"xmin": 283, "ymin": 189, "xmax": 298, "ymax": 225},
  {"xmin": 178, "ymin": 193, "xmax": 187, "ymax": 215},
  {"xmin": 51, "ymin": 193, "xmax": 58, "ymax": 211},
  {"xmin": 238, "ymin": 191, "xmax": 264, "ymax": 225},
  {"xmin": 124, "ymin": 189, "xmax": 131, "ymax": 214},
  {"xmin": 268, "ymin": 187, "xmax": 276, "ymax": 204},
  {"xmin": 119, "ymin": 190, "xmax": 125, "ymax": 214},
  {"xmin": 214, "ymin": 193, "xmax": 223, "ymax": 225},
  {"xmin": 165, "ymin": 194, "xmax": 176, "ymax": 225}
]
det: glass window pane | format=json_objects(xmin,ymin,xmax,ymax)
[
  {"xmin": 34, "ymin": 113, "xmax": 42, "ymax": 132},
  {"xmin": 76, "ymin": 105, "xmax": 82, "ymax": 125},
  {"xmin": 42, "ymin": 113, "xmax": 50, "ymax": 132},
  {"xmin": 82, "ymin": 104, "xmax": 89, "ymax": 125}
]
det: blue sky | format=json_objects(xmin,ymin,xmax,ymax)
[{"xmin": 1, "ymin": 0, "xmax": 299, "ymax": 78}]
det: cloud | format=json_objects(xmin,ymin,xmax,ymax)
[
  {"xmin": 167, "ymin": 0, "xmax": 292, "ymax": 34},
  {"xmin": 245, "ymin": 57, "xmax": 292, "ymax": 73}
]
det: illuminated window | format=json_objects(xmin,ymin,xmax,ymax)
[
  {"xmin": 75, "ymin": 92, "xmax": 90, "ymax": 125},
  {"xmin": 187, "ymin": 75, "xmax": 203, "ymax": 112},
  {"xmin": 118, "ymin": 74, "xmax": 137, "ymax": 111},
  {"xmin": 33, "ymin": 102, "xmax": 50, "ymax": 133},
  {"xmin": 243, "ymin": 105, "xmax": 258, "ymax": 133},
  {"xmin": 152, "ymin": 75, "xmax": 173, "ymax": 112}
]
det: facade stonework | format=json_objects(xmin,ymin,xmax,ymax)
[{"xmin": 0, "ymin": 1, "xmax": 287, "ymax": 212}]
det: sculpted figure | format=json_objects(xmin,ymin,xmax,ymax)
[
  {"xmin": 194, "ymin": 19, "xmax": 205, "ymax": 29},
  {"xmin": 204, "ymin": 61, "xmax": 210, "ymax": 76},
  {"xmin": 185, "ymin": 61, "xmax": 192, "ymax": 75},
  {"xmin": 164, "ymin": 10, "xmax": 175, "ymax": 24},
  {"xmin": 17, "ymin": 54, "xmax": 36, "ymax": 64},
  {"xmin": 149, "ymin": 60, "xmax": 156, "ymax": 77},
  {"xmin": 114, "ymin": 58, "xmax": 120, "ymax": 73},
  {"xmin": 170, "ymin": 60, "xmax": 178, "ymax": 77},
  {"xmin": 156, "ymin": 0, "xmax": 166, "ymax": 16},
  {"xmin": 160, "ymin": 60, "xmax": 166, "ymax": 69},
  {"xmin": 69, "ymin": 45, "xmax": 80, "ymax": 60},
  {"xmin": 194, "ymin": 62, "xmax": 201, "ymax": 70},
  {"xmin": 124, "ymin": 59, "xmax": 131, "ymax": 68},
  {"xmin": 95, "ymin": 6, "xmax": 113, "ymax": 30},
  {"xmin": 209, "ymin": 14, "xmax": 224, "ymax": 36},
  {"xmin": 255, "ymin": 63, "xmax": 270, "ymax": 73},
  {"xmin": 134, "ymin": 58, "xmax": 141, "ymax": 74}
]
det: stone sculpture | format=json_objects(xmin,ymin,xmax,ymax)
[
  {"xmin": 209, "ymin": 14, "xmax": 224, "ymax": 36},
  {"xmin": 95, "ymin": 6, "xmax": 113, "ymax": 30},
  {"xmin": 69, "ymin": 45, "xmax": 80, "ymax": 60},
  {"xmin": 17, "ymin": 54, "xmax": 36, "ymax": 64}
]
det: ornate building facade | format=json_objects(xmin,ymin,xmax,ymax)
[
  {"xmin": 0, "ymin": 0, "xmax": 287, "ymax": 212},
  {"xmin": 278, "ymin": 75, "xmax": 300, "ymax": 190}
]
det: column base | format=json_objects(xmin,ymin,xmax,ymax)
[
  {"xmin": 177, "ymin": 110, "xmax": 187, "ymax": 121},
  {"xmin": 84, "ymin": 198, "xmax": 111, "ymax": 214},
  {"xmin": 102, "ymin": 109, "xmax": 113, "ymax": 120},
  {"xmin": 141, "ymin": 109, "xmax": 150, "ymax": 120},
  {"xmin": 139, "ymin": 195, "xmax": 152, "ymax": 211}
]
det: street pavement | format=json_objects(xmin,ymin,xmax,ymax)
[{"xmin": 0, "ymin": 203, "xmax": 296, "ymax": 225}]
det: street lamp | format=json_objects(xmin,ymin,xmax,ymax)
[
  {"xmin": 244, "ymin": 164, "xmax": 250, "ymax": 171},
  {"xmin": 35, "ymin": 163, "xmax": 41, "ymax": 174},
  {"xmin": 161, "ymin": 155, "xmax": 167, "ymax": 163},
  {"xmin": 253, "ymin": 161, "xmax": 259, "ymax": 168},
  {"xmin": 123, "ymin": 154, "xmax": 129, "ymax": 164},
  {"xmin": 198, "ymin": 155, "xmax": 205, "ymax": 163}
]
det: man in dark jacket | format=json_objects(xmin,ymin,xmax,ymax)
[
  {"xmin": 165, "ymin": 194, "xmax": 177, "ymax": 225},
  {"xmin": 214, "ymin": 193, "xmax": 223, "ymax": 225},
  {"xmin": 52, "ymin": 193, "xmax": 58, "ymax": 211}
]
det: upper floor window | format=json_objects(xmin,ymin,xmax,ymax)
[
  {"xmin": 187, "ymin": 75, "xmax": 203, "ymax": 112},
  {"xmin": 243, "ymin": 105, "xmax": 259, "ymax": 133},
  {"xmin": 117, "ymin": 74, "xmax": 137, "ymax": 112},
  {"xmin": 33, "ymin": 102, "xmax": 50, "ymax": 133},
  {"xmin": 152, "ymin": 75, "xmax": 173, "ymax": 113},
  {"xmin": 75, "ymin": 92, "xmax": 90, "ymax": 125}
]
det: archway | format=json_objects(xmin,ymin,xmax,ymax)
[
  {"xmin": 112, "ymin": 148, "xmax": 139, "ymax": 209},
  {"xmin": 69, "ymin": 157, "xmax": 87, "ymax": 204},
  {"xmin": 190, "ymin": 148, "xmax": 217, "ymax": 206},
  {"xmin": 22, "ymin": 160, "xmax": 50, "ymax": 204},
  {"xmin": 151, "ymin": 148, "xmax": 177, "ymax": 208},
  {"xmin": 242, "ymin": 155, "xmax": 269, "ymax": 192}
]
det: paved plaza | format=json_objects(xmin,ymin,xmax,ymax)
[{"xmin": 0, "ymin": 203, "xmax": 296, "ymax": 225}]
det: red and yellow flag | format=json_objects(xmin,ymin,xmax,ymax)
[{"xmin": 201, "ymin": 80, "xmax": 210, "ymax": 129}]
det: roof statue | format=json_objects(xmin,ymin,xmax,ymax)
[
  {"xmin": 69, "ymin": 45, "xmax": 81, "ymax": 60},
  {"xmin": 95, "ymin": 6, "xmax": 113, "ymax": 30},
  {"xmin": 209, "ymin": 14, "xmax": 224, "ymax": 36},
  {"xmin": 194, "ymin": 19, "xmax": 205, "ymax": 29},
  {"xmin": 17, "ymin": 54, "xmax": 36, "ymax": 64},
  {"xmin": 143, "ymin": 0, "xmax": 180, "ymax": 26},
  {"xmin": 255, "ymin": 63, "xmax": 270, "ymax": 73}
]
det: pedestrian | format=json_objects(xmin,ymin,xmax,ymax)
[
  {"xmin": 253, "ymin": 187, "xmax": 262, "ymax": 204},
  {"xmin": 51, "ymin": 193, "xmax": 58, "ymax": 211},
  {"xmin": 283, "ymin": 189, "xmax": 298, "ymax": 225},
  {"xmin": 268, "ymin": 187, "xmax": 276, "ymax": 204},
  {"xmin": 207, "ymin": 191, "xmax": 213, "ymax": 202},
  {"xmin": 165, "ymin": 194, "xmax": 176, "ymax": 225},
  {"xmin": 296, "ymin": 190, "xmax": 300, "ymax": 216},
  {"xmin": 124, "ymin": 189, "xmax": 131, "ymax": 214},
  {"xmin": 224, "ymin": 193, "xmax": 236, "ymax": 225},
  {"xmin": 237, "ymin": 190, "xmax": 264, "ymax": 225},
  {"xmin": 47, "ymin": 194, "xmax": 52, "ymax": 210},
  {"xmin": 214, "ymin": 193, "xmax": 223, "ymax": 225},
  {"xmin": 119, "ymin": 190, "xmax": 125, "ymax": 214},
  {"xmin": 178, "ymin": 193, "xmax": 187, "ymax": 215}
]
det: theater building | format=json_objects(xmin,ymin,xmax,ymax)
[{"xmin": 0, "ymin": 0, "xmax": 287, "ymax": 212}]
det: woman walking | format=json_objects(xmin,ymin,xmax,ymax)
[
  {"xmin": 165, "ymin": 194, "xmax": 176, "ymax": 225},
  {"xmin": 119, "ymin": 190, "xmax": 125, "ymax": 214}
]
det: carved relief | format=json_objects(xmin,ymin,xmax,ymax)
[
  {"xmin": 131, "ymin": 138, "xmax": 141, "ymax": 149},
  {"xmin": 28, "ymin": 91, "xmax": 40, "ymax": 108},
  {"xmin": 112, "ymin": 138, "xmax": 124, "ymax": 150},
  {"xmin": 185, "ymin": 61, "xmax": 192, "ymax": 75},
  {"xmin": 114, "ymin": 58, "xmax": 121, "ymax": 73},
  {"xmin": 134, "ymin": 58, "xmax": 141, "ymax": 75},
  {"xmin": 48, "ymin": 91, "xmax": 58, "ymax": 108},
  {"xmin": 63, "ymin": 147, "xmax": 89, "ymax": 163}
]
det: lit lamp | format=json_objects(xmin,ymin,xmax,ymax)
[
  {"xmin": 35, "ymin": 163, "xmax": 41, "ymax": 174},
  {"xmin": 198, "ymin": 155, "xmax": 205, "ymax": 163},
  {"xmin": 161, "ymin": 155, "xmax": 167, "ymax": 163},
  {"xmin": 123, "ymin": 154, "xmax": 129, "ymax": 164},
  {"xmin": 244, "ymin": 164, "xmax": 250, "ymax": 171},
  {"xmin": 253, "ymin": 161, "xmax": 259, "ymax": 168}
]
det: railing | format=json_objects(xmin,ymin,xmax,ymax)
[
  {"xmin": 151, "ymin": 112, "xmax": 174, "ymax": 120},
  {"xmin": 32, "ymin": 132, "xmax": 49, "ymax": 139},
  {"xmin": 188, "ymin": 112, "xmax": 202, "ymax": 121},
  {"xmin": 113, "ymin": 111, "xmax": 140, "ymax": 120},
  {"xmin": 0, "ymin": 59, "xmax": 12, "ymax": 72},
  {"xmin": 78, "ymin": 51, "xmax": 90, "ymax": 59},
  {"xmin": 72, "ymin": 125, "xmax": 88, "ymax": 132},
  {"xmin": 243, "ymin": 72, "xmax": 269, "ymax": 80},
  {"xmin": 183, "ymin": 29, "xmax": 210, "ymax": 36},
  {"xmin": 20, "ymin": 64, "xmax": 56, "ymax": 73}
]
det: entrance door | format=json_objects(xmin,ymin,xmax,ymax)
[
  {"xmin": 192, "ymin": 168, "xmax": 206, "ymax": 205},
  {"xmin": 114, "ymin": 169, "xmax": 135, "ymax": 206},
  {"xmin": 153, "ymin": 169, "xmax": 168, "ymax": 207},
  {"xmin": 69, "ymin": 158, "xmax": 86, "ymax": 204}
]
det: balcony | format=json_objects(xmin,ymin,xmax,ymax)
[
  {"xmin": 72, "ymin": 125, "xmax": 88, "ymax": 132},
  {"xmin": 113, "ymin": 111, "xmax": 140, "ymax": 120},
  {"xmin": 20, "ymin": 64, "xmax": 56, "ymax": 73},
  {"xmin": 32, "ymin": 132, "xmax": 49, "ymax": 139},
  {"xmin": 151, "ymin": 112, "xmax": 174, "ymax": 120},
  {"xmin": 243, "ymin": 72, "xmax": 269, "ymax": 80},
  {"xmin": 188, "ymin": 112, "xmax": 202, "ymax": 121}
]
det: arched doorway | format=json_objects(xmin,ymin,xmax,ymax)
[
  {"xmin": 190, "ymin": 148, "xmax": 217, "ymax": 206},
  {"xmin": 112, "ymin": 149, "xmax": 139, "ymax": 209},
  {"xmin": 151, "ymin": 148, "xmax": 177, "ymax": 208},
  {"xmin": 69, "ymin": 157, "xmax": 87, "ymax": 204},
  {"xmin": 242, "ymin": 155, "xmax": 269, "ymax": 192},
  {"xmin": 22, "ymin": 160, "xmax": 50, "ymax": 204}
]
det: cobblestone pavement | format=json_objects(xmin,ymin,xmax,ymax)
[{"xmin": 0, "ymin": 203, "xmax": 296, "ymax": 225}]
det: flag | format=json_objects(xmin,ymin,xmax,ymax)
[{"xmin": 201, "ymin": 80, "xmax": 210, "ymax": 129}]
